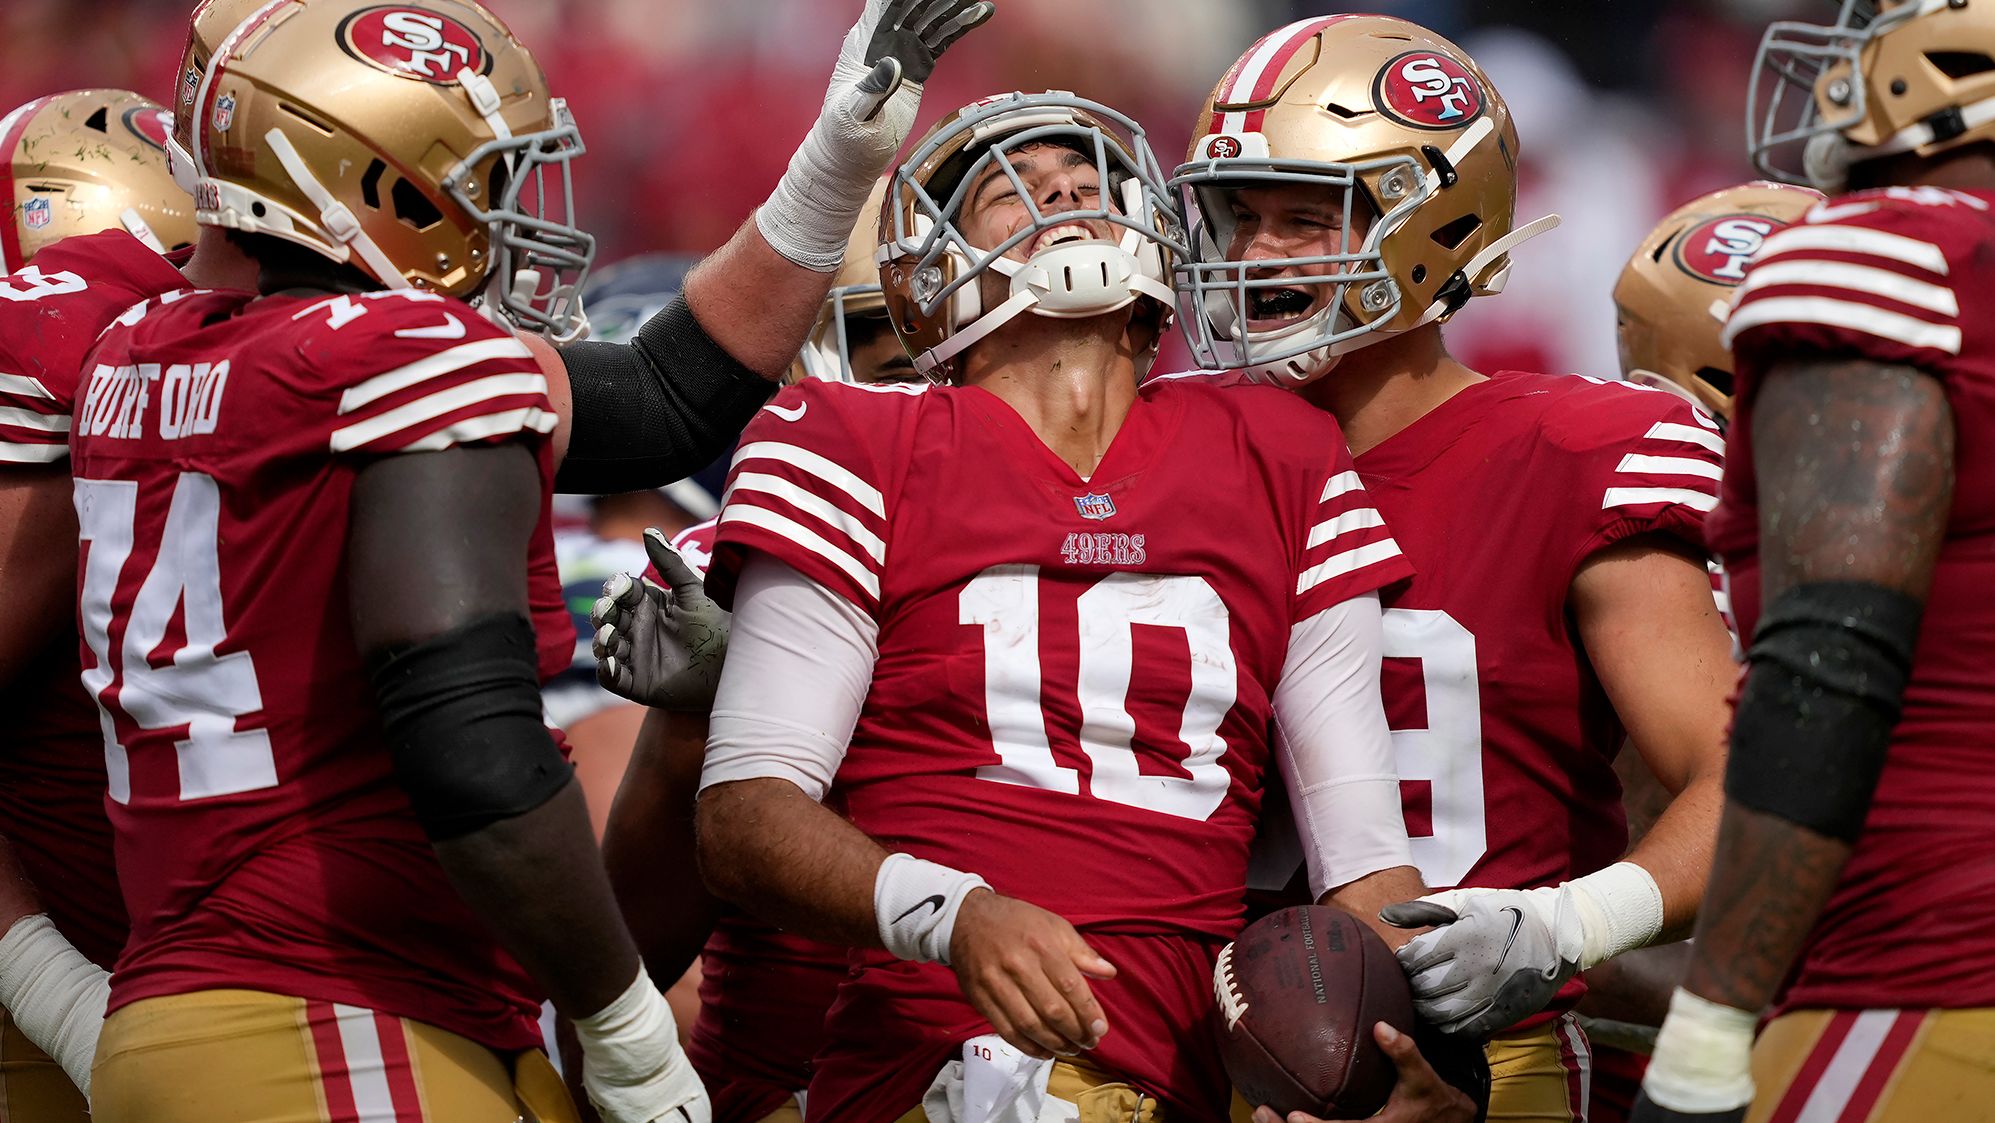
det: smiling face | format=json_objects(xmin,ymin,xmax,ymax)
[
  {"xmin": 957, "ymin": 140, "xmax": 1122, "ymax": 260},
  {"xmin": 1215, "ymin": 181, "xmax": 1377, "ymax": 334}
]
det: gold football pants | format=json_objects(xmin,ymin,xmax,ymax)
[
  {"xmin": 91, "ymin": 988, "xmax": 579, "ymax": 1123},
  {"xmin": 1749, "ymin": 1007, "xmax": 1995, "ymax": 1123}
]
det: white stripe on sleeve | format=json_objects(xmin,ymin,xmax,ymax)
[
  {"xmin": 328, "ymin": 373, "xmax": 548, "ymax": 451},
  {"xmin": 1306, "ymin": 506, "xmax": 1386, "ymax": 549},
  {"xmin": 1614, "ymin": 453, "xmax": 1723, "ymax": 481},
  {"xmin": 1602, "ymin": 486, "xmax": 1720, "ymax": 513},
  {"xmin": 732, "ymin": 441, "xmax": 885, "ymax": 518},
  {"xmin": 1296, "ymin": 538, "xmax": 1404, "ymax": 595},
  {"xmin": 1738, "ymin": 259, "xmax": 1959, "ymax": 315},
  {"xmin": 1757, "ymin": 224, "xmax": 1948, "ymax": 274},
  {"xmin": 335, "ymin": 336, "xmax": 535, "ymax": 413},
  {"xmin": 1723, "ymin": 295, "xmax": 1962, "ymax": 354},
  {"xmin": 719, "ymin": 504, "xmax": 881, "ymax": 600},
  {"xmin": 724, "ymin": 470, "xmax": 887, "ymax": 562}
]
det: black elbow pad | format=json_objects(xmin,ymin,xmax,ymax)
[
  {"xmin": 1727, "ymin": 581, "xmax": 1923, "ymax": 843},
  {"xmin": 368, "ymin": 613, "xmax": 572, "ymax": 841},
  {"xmin": 556, "ymin": 294, "xmax": 775, "ymax": 494}
]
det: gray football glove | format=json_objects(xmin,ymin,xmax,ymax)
[{"xmin": 591, "ymin": 528, "xmax": 729, "ymax": 711}]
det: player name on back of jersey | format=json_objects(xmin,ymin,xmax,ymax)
[{"xmin": 74, "ymin": 358, "xmax": 230, "ymax": 442}]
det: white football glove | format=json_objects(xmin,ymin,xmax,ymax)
[
  {"xmin": 757, "ymin": 0, "xmax": 996, "ymax": 270},
  {"xmin": 592, "ymin": 528, "xmax": 730, "ymax": 711},
  {"xmin": 1382, "ymin": 861, "xmax": 1664, "ymax": 1038},
  {"xmin": 574, "ymin": 971, "xmax": 711, "ymax": 1123}
]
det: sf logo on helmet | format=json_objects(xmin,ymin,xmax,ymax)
[
  {"xmin": 1675, "ymin": 215, "xmax": 1787, "ymax": 284},
  {"xmin": 1375, "ymin": 51, "xmax": 1484, "ymax": 130},
  {"xmin": 341, "ymin": 6, "xmax": 491, "ymax": 84}
]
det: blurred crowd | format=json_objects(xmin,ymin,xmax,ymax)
[{"xmin": 3, "ymin": 0, "xmax": 1824, "ymax": 378}]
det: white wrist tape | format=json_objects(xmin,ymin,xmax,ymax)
[
  {"xmin": 757, "ymin": 9, "xmax": 922, "ymax": 270},
  {"xmin": 572, "ymin": 968, "xmax": 684, "ymax": 1086},
  {"xmin": 1642, "ymin": 987, "xmax": 1758, "ymax": 1113},
  {"xmin": 874, "ymin": 852, "xmax": 989, "ymax": 966},
  {"xmin": 1570, "ymin": 860, "xmax": 1665, "ymax": 969},
  {"xmin": 0, "ymin": 914, "xmax": 111, "ymax": 1098}
]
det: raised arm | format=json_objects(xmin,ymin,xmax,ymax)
[
  {"xmin": 554, "ymin": 0, "xmax": 993, "ymax": 495},
  {"xmin": 1636, "ymin": 359, "xmax": 1950, "ymax": 1121}
]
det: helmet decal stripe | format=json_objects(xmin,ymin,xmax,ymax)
[
  {"xmin": 193, "ymin": 0, "xmax": 292, "ymax": 177},
  {"xmin": 0, "ymin": 96, "xmax": 52, "ymax": 272},
  {"xmin": 1219, "ymin": 16, "xmax": 1353, "ymax": 135}
]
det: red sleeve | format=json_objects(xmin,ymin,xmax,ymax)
[
  {"xmin": 1551, "ymin": 379, "xmax": 1725, "ymax": 579},
  {"xmin": 293, "ymin": 291, "xmax": 556, "ymax": 457},
  {"xmin": 707, "ymin": 381, "xmax": 919, "ymax": 617},
  {"xmin": 1724, "ymin": 190, "xmax": 1973, "ymax": 384},
  {"xmin": 1290, "ymin": 412, "xmax": 1414, "ymax": 621},
  {"xmin": 0, "ymin": 232, "xmax": 188, "ymax": 464}
]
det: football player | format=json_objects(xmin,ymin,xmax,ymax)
[
  {"xmin": 63, "ymin": 3, "xmax": 705, "ymax": 1120},
  {"xmin": 676, "ymin": 90, "xmax": 1473, "ymax": 1123},
  {"xmin": 1581, "ymin": 181, "xmax": 1819, "ymax": 1123},
  {"xmin": 1636, "ymin": 1, "xmax": 1995, "ymax": 1118},
  {"xmin": 1172, "ymin": 16, "xmax": 1736, "ymax": 1120},
  {"xmin": 0, "ymin": 86, "xmax": 213, "ymax": 1119}
]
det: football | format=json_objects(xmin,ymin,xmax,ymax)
[{"xmin": 1214, "ymin": 905, "xmax": 1415, "ymax": 1119}]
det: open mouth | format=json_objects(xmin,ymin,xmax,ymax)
[
  {"xmin": 1246, "ymin": 286, "xmax": 1318, "ymax": 328},
  {"xmin": 1029, "ymin": 222, "xmax": 1104, "ymax": 254}
]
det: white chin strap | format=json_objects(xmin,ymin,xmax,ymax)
[
  {"xmin": 259, "ymin": 126, "xmax": 408, "ymax": 287},
  {"xmin": 918, "ymin": 217, "xmax": 1173, "ymax": 375},
  {"xmin": 1407, "ymin": 212, "xmax": 1562, "ymax": 329},
  {"xmin": 120, "ymin": 209, "xmax": 166, "ymax": 254}
]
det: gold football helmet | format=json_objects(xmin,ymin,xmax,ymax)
[
  {"xmin": 879, "ymin": 91, "xmax": 1185, "ymax": 383},
  {"xmin": 168, "ymin": 0, "xmax": 270, "ymax": 194},
  {"xmin": 1174, "ymin": 15, "xmax": 1556, "ymax": 385},
  {"xmin": 1613, "ymin": 182, "xmax": 1823, "ymax": 425},
  {"xmin": 793, "ymin": 177, "xmax": 896, "ymax": 384},
  {"xmin": 190, "ymin": 0, "xmax": 593, "ymax": 338},
  {"xmin": 1749, "ymin": 0, "xmax": 1995, "ymax": 189},
  {"xmin": 0, "ymin": 89, "xmax": 196, "ymax": 271}
]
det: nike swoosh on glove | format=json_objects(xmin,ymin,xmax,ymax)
[
  {"xmin": 1381, "ymin": 862, "xmax": 1663, "ymax": 1038},
  {"xmin": 1383, "ymin": 889, "xmax": 1576, "ymax": 1038},
  {"xmin": 591, "ymin": 527, "xmax": 730, "ymax": 711}
]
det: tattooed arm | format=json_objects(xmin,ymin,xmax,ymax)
[
  {"xmin": 1683, "ymin": 357, "xmax": 1953, "ymax": 1010},
  {"xmin": 1632, "ymin": 358, "xmax": 1954, "ymax": 1121}
]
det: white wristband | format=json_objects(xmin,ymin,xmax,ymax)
[
  {"xmin": 1642, "ymin": 987, "xmax": 1758, "ymax": 1113},
  {"xmin": 1570, "ymin": 860, "xmax": 1665, "ymax": 969},
  {"xmin": 874, "ymin": 852, "xmax": 989, "ymax": 966},
  {"xmin": 0, "ymin": 914, "xmax": 111, "ymax": 1099}
]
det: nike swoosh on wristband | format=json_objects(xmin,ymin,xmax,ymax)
[
  {"xmin": 764, "ymin": 401, "xmax": 807, "ymax": 422},
  {"xmin": 894, "ymin": 894, "xmax": 945, "ymax": 924},
  {"xmin": 1499, "ymin": 907, "xmax": 1525, "ymax": 963}
]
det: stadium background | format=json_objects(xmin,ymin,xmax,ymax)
[{"xmin": 2, "ymin": 0, "xmax": 1816, "ymax": 380}]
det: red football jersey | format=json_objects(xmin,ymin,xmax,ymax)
[
  {"xmin": 706, "ymin": 372, "xmax": 1413, "ymax": 1121},
  {"xmin": 0, "ymin": 231, "xmax": 190, "ymax": 967},
  {"xmin": 1253, "ymin": 372, "xmax": 1722, "ymax": 1026},
  {"xmin": 662, "ymin": 518, "xmax": 847, "ymax": 1120},
  {"xmin": 1711, "ymin": 186, "xmax": 1995, "ymax": 1014},
  {"xmin": 69, "ymin": 286, "xmax": 559, "ymax": 1050}
]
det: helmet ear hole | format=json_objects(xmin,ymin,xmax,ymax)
[
  {"xmin": 84, "ymin": 107, "xmax": 110, "ymax": 133},
  {"xmin": 360, "ymin": 159, "xmax": 387, "ymax": 210},
  {"xmin": 390, "ymin": 178, "xmax": 443, "ymax": 231},
  {"xmin": 1431, "ymin": 212, "xmax": 1482, "ymax": 250},
  {"xmin": 1694, "ymin": 366, "xmax": 1736, "ymax": 397},
  {"xmin": 1924, "ymin": 51, "xmax": 1995, "ymax": 79}
]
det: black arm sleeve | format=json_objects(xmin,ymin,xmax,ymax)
[{"xmin": 554, "ymin": 294, "xmax": 777, "ymax": 494}]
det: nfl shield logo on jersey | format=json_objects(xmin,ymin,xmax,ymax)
[
  {"xmin": 22, "ymin": 197, "xmax": 50, "ymax": 230},
  {"xmin": 1073, "ymin": 493, "xmax": 1116, "ymax": 521}
]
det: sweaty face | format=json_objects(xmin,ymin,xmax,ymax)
[
  {"xmin": 1217, "ymin": 182, "xmax": 1376, "ymax": 333},
  {"xmin": 844, "ymin": 314, "xmax": 921, "ymax": 384},
  {"xmin": 956, "ymin": 141, "xmax": 1119, "ymax": 262}
]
